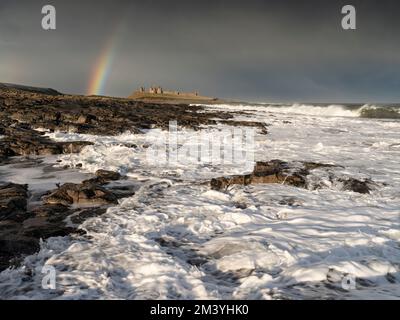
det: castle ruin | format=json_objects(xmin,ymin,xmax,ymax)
[
  {"xmin": 147, "ymin": 86, "xmax": 163, "ymax": 94},
  {"xmin": 136, "ymin": 86, "xmax": 200, "ymax": 97}
]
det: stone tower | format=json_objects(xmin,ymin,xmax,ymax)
[{"xmin": 156, "ymin": 87, "xmax": 163, "ymax": 94}]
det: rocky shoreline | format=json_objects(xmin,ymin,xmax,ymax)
[
  {"xmin": 0, "ymin": 85, "xmax": 378, "ymax": 272},
  {"xmin": 0, "ymin": 169, "xmax": 137, "ymax": 271},
  {"xmin": 0, "ymin": 85, "xmax": 271, "ymax": 271}
]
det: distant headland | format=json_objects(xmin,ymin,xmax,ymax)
[
  {"xmin": 129, "ymin": 86, "xmax": 222, "ymax": 104},
  {"xmin": 0, "ymin": 82, "xmax": 229, "ymax": 104}
]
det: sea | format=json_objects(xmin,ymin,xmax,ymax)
[{"xmin": 0, "ymin": 102, "xmax": 399, "ymax": 299}]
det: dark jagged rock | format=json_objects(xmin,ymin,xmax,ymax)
[
  {"xmin": 69, "ymin": 207, "xmax": 107, "ymax": 225},
  {"xmin": 59, "ymin": 141, "xmax": 93, "ymax": 153},
  {"xmin": 44, "ymin": 169, "xmax": 133, "ymax": 207},
  {"xmin": 0, "ymin": 183, "xmax": 28, "ymax": 221},
  {"xmin": 30, "ymin": 204, "xmax": 71, "ymax": 218},
  {"xmin": 0, "ymin": 235, "xmax": 40, "ymax": 271},
  {"xmin": 302, "ymin": 162, "xmax": 339, "ymax": 170},
  {"xmin": 0, "ymin": 212, "xmax": 76, "ymax": 271},
  {"xmin": 22, "ymin": 217, "xmax": 76, "ymax": 239},
  {"xmin": 0, "ymin": 82, "xmax": 61, "ymax": 96},
  {"xmin": 211, "ymin": 160, "xmax": 373, "ymax": 194},
  {"xmin": 211, "ymin": 160, "xmax": 310, "ymax": 190},
  {"xmin": 95, "ymin": 169, "xmax": 121, "ymax": 181},
  {"xmin": 0, "ymin": 187, "xmax": 132, "ymax": 271},
  {"xmin": 0, "ymin": 124, "xmax": 93, "ymax": 160},
  {"xmin": 218, "ymin": 120, "xmax": 269, "ymax": 134},
  {"xmin": 43, "ymin": 182, "xmax": 118, "ymax": 206},
  {"xmin": 81, "ymin": 169, "xmax": 123, "ymax": 185},
  {"xmin": 0, "ymin": 168, "xmax": 134, "ymax": 271},
  {"xmin": 252, "ymin": 160, "xmax": 308, "ymax": 187},
  {"xmin": 338, "ymin": 177, "xmax": 372, "ymax": 194},
  {"xmin": 0, "ymin": 85, "xmax": 268, "ymax": 165},
  {"xmin": 0, "ymin": 84, "xmax": 266, "ymax": 271},
  {"xmin": 0, "ymin": 86, "xmax": 266, "ymax": 150}
]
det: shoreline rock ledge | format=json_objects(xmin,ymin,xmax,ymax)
[{"xmin": 211, "ymin": 159, "xmax": 374, "ymax": 194}]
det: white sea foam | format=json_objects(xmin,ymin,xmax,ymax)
[
  {"xmin": 0, "ymin": 103, "xmax": 399, "ymax": 299},
  {"xmin": 203, "ymin": 103, "xmax": 400, "ymax": 120},
  {"xmin": 197, "ymin": 103, "xmax": 361, "ymax": 117}
]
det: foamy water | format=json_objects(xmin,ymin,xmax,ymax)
[
  {"xmin": 0, "ymin": 104, "xmax": 399, "ymax": 299},
  {"xmin": 199, "ymin": 103, "xmax": 400, "ymax": 119}
]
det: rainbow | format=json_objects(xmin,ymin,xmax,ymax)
[{"xmin": 86, "ymin": 36, "xmax": 118, "ymax": 96}]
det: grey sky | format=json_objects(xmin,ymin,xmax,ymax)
[{"xmin": 1, "ymin": 0, "xmax": 400, "ymax": 102}]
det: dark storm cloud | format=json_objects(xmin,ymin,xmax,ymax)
[{"xmin": 1, "ymin": 0, "xmax": 400, "ymax": 102}]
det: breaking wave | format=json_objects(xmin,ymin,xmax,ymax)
[
  {"xmin": 358, "ymin": 105, "xmax": 400, "ymax": 119},
  {"xmin": 202, "ymin": 103, "xmax": 400, "ymax": 119},
  {"xmin": 261, "ymin": 104, "xmax": 400, "ymax": 119}
]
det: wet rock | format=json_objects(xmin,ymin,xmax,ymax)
[
  {"xmin": 107, "ymin": 185, "xmax": 137, "ymax": 199},
  {"xmin": 76, "ymin": 114, "xmax": 96, "ymax": 124},
  {"xmin": 0, "ymin": 85, "xmax": 264, "ymax": 159},
  {"xmin": 0, "ymin": 200, "xmax": 111, "ymax": 271},
  {"xmin": 4, "ymin": 99, "xmax": 14, "ymax": 107},
  {"xmin": 338, "ymin": 177, "xmax": 372, "ymax": 194},
  {"xmin": 253, "ymin": 160, "xmax": 307, "ymax": 187},
  {"xmin": 95, "ymin": 169, "xmax": 121, "ymax": 181},
  {"xmin": 218, "ymin": 120, "xmax": 269, "ymax": 134},
  {"xmin": 43, "ymin": 182, "xmax": 118, "ymax": 206},
  {"xmin": 211, "ymin": 160, "xmax": 375, "ymax": 195},
  {"xmin": 278, "ymin": 197, "xmax": 303, "ymax": 207},
  {"xmin": 211, "ymin": 174, "xmax": 252, "ymax": 190},
  {"xmin": 0, "ymin": 124, "xmax": 93, "ymax": 160},
  {"xmin": 123, "ymin": 143, "xmax": 138, "ymax": 149},
  {"xmin": 69, "ymin": 207, "xmax": 107, "ymax": 225},
  {"xmin": 0, "ymin": 183, "xmax": 28, "ymax": 221},
  {"xmin": 1, "ymin": 218, "xmax": 83, "ymax": 270},
  {"xmin": 30, "ymin": 204, "xmax": 71, "ymax": 218},
  {"xmin": 0, "ymin": 84, "xmax": 267, "ymax": 165},
  {"xmin": 187, "ymin": 257, "xmax": 208, "ymax": 267},
  {"xmin": 82, "ymin": 170, "xmax": 126, "ymax": 187},
  {"xmin": 0, "ymin": 235, "xmax": 40, "ymax": 271},
  {"xmin": 211, "ymin": 160, "xmax": 308, "ymax": 190},
  {"xmin": 302, "ymin": 162, "xmax": 339, "ymax": 170},
  {"xmin": 22, "ymin": 217, "xmax": 75, "ymax": 239},
  {"xmin": 0, "ymin": 168, "xmax": 130, "ymax": 270},
  {"xmin": 59, "ymin": 141, "xmax": 93, "ymax": 153}
]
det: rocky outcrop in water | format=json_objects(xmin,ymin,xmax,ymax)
[
  {"xmin": 211, "ymin": 160, "xmax": 325, "ymax": 190},
  {"xmin": 0, "ymin": 169, "xmax": 134, "ymax": 272},
  {"xmin": 337, "ymin": 177, "xmax": 373, "ymax": 194},
  {"xmin": 211, "ymin": 160, "xmax": 373, "ymax": 194},
  {"xmin": 0, "ymin": 124, "xmax": 93, "ymax": 161},
  {"xmin": 0, "ymin": 183, "xmax": 28, "ymax": 221},
  {"xmin": 43, "ymin": 170, "xmax": 126, "ymax": 206}
]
